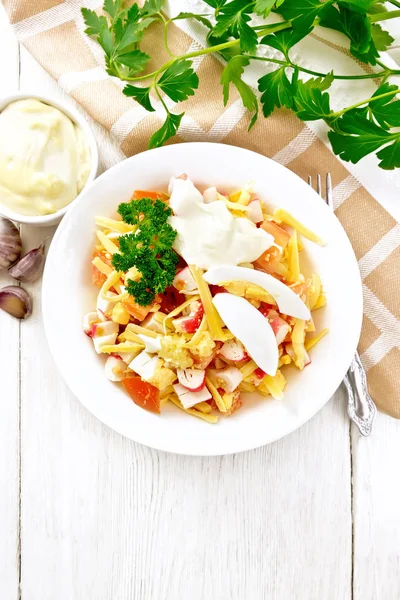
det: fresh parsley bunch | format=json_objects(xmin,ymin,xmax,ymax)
[
  {"xmin": 112, "ymin": 198, "xmax": 178, "ymax": 306},
  {"xmin": 82, "ymin": 0, "xmax": 400, "ymax": 169}
]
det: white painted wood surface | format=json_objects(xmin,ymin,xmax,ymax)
[{"xmin": 1, "ymin": 9, "xmax": 400, "ymax": 600}]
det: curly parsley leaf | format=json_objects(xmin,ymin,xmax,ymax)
[
  {"xmin": 149, "ymin": 112, "xmax": 184, "ymax": 148},
  {"xmin": 221, "ymin": 56, "xmax": 259, "ymax": 129},
  {"xmin": 158, "ymin": 60, "xmax": 199, "ymax": 102},
  {"xmin": 213, "ymin": 0, "xmax": 258, "ymax": 53},
  {"xmin": 113, "ymin": 198, "xmax": 178, "ymax": 306},
  {"xmin": 258, "ymin": 67, "xmax": 294, "ymax": 118},
  {"xmin": 118, "ymin": 197, "xmax": 171, "ymax": 228},
  {"xmin": 123, "ymin": 84, "xmax": 155, "ymax": 112},
  {"xmin": 125, "ymin": 279, "xmax": 155, "ymax": 307}
]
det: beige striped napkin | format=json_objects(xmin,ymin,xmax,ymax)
[{"xmin": 3, "ymin": 0, "xmax": 400, "ymax": 418}]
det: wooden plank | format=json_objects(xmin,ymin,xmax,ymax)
[
  {"xmin": 353, "ymin": 415, "xmax": 400, "ymax": 600},
  {"xmin": 0, "ymin": 6, "xmax": 20, "ymax": 600},
  {"xmin": 18, "ymin": 48, "xmax": 352, "ymax": 600}
]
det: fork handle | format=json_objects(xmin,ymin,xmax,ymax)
[{"xmin": 343, "ymin": 352, "xmax": 376, "ymax": 436}]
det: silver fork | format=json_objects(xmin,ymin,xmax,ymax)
[{"xmin": 308, "ymin": 173, "xmax": 376, "ymax": 436}]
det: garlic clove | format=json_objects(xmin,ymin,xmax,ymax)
[
  {"xmin": 8, "ymin": 244, "xmax": 45, "ymax": 283},
  {"xmin": 0, "ymin": 286, "xmax": 32, "ymax": 319},
  {"xmin": 0, "ymin": 216, "xmax": 22, "ymax": 269}
]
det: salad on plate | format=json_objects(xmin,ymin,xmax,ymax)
[{"xmin": 83, "ymin": 175, "xmax": 328, "ymax": 424}]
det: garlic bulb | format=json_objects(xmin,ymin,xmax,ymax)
[{"xmin": 0, "ymin": 217, "xmax": 22, "ymax": 269}]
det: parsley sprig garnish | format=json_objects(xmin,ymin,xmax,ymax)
[
  {"xmin": 112, "ymin": 198, "xmax": 178, "ymax": 306},
  {"xmin": 83, "ymin": 0, "xmax": 400, "ymax": 170}
]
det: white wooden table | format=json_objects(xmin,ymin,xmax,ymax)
[{"xmin": 1, "ymin": 8, "xmax": 400, "ymax": 600}]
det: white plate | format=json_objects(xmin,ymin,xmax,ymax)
[{"xmin": 43, "ymin": 143, "xmax": 362, "ymax": 456}]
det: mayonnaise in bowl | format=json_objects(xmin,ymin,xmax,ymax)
[
  {"xmin": 0, "ymin": 96, "xmax": 97, "ymax": 224},
  {"xmin": 0, "ymin": 99, "xmax": 91, "ymax": 216}
]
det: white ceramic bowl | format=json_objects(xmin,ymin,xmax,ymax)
[
  {"xmin": 0, "ymin": 92, "xmax": 99, "ymax": 227},
  {"xmin": 43, "ymin": 143, "xmax": 363, "ymax": 456}
]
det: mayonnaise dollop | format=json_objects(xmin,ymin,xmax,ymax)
[
  {"xmin": 168, "ymin": 177, "xmax": 274, "ymax": 269},
  {"xmin": 0, "ymin": 99, "xmax": 91, "ymax": 216}
]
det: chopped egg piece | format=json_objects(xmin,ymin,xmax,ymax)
[
  {"xmin": 93, "ymin": 333, "xmax": 118, "ymax": 354},
  {"xmin": 138, "ymin": 334, "xmax": 162, "ymax": 353},
  {"xmin": 129, "ymin": 351, "xmax": 159, "ymax": 381},
  {"xmin": 142, "ymin": 312, "xmax": 166, "ymax": 334},
  {"xmin": 105, "ymin": 356, "xmax": 126, "ymax": 382},
  {"xmin": 118, "ymin": 351, "xmax": 140, "ymax": 364}
]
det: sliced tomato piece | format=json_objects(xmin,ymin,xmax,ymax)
[
  {"xmin": 261, "ymin": 220, "xmax": 291, "ymax": 249},
  {"xmin": 132, "ymin": 190, "xmax": 169, "ymax": 202},
  {"xmin": 254, "ymin": 245, "xmax": 282, "ymax": 275},
  {"xmin": 254, "ymin": 367, "xmax": 266, "ymax": 380},
  {"xmin": 291, "ymin": 282, "xmax": 310, "ymax": 302},
  {"xmin": 123, "ymin": 377, "xmax": 160, "ymax": 414},
  {"xmin": 259, "ymin": 302, "xmax": 276, "ymax": 318},
  {"xmin": 210, "ymin": 285, "xmax": 226, "ymax": 296},
  {"xmin": 159, "ymin": 286, "xmax": 182, "ymax": 314},
  {"xmin": 122, "ymin": 296, "xmax": 153, "ymax": 322}
]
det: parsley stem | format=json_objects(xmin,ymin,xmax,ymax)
[
  {"xmin": 248, "ymin": 56, "xmax": 398, "ymax": 81},
  {"xmin": 163, "ymin": 21, "xmax": 175, "ymax": 59},
  {"xmin": 155, "ymin": 85, "xmax": 169, "ymax": 113},
  {"xmin": 370, "ymin": 9, "xmax": 400, "ymax": 22},
  {"xmin": 388, "ymin": 0, "xmax": 400, "ymax": 7},
  {"xmin": 121, "ymin": 39, "xmax": 239, "ymax": 82},
  {"xmin": 332, "ymin": 89, "xmax": 399, "ymax": 119},
  {"xmin": 254, "ymin": 22, "xmax": 292, "ymax": 35},
  {"xmin": 121, "ymin": 22, "xmax": 292, "ymax": 84}
]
